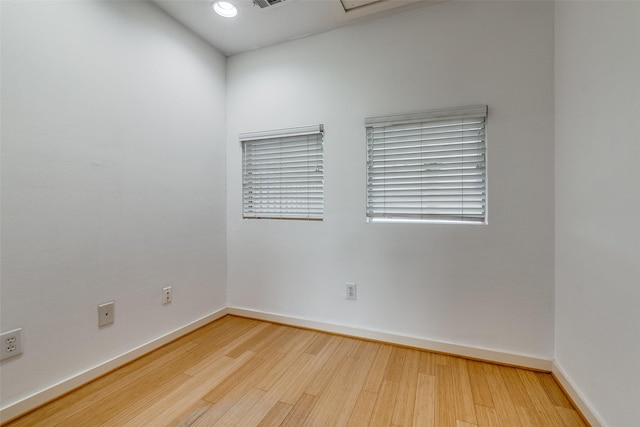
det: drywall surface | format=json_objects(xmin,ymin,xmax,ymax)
[
  {"xmin": 554, "ymin": 2, "xmax": 640, "ymax": 426},
  {"xmin": 0, "ymin": 1, "xmax": 227, "ymax": 411},
  {"xmin": 227, "ymin": 1, "xmax": 555, "ymax": 359}
]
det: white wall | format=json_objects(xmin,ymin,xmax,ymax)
[
  {"xmin": 10, "ymin": 1, "xmax": 637, "ymax": 423},
  {"xmin": 227, "ymin": 1, "xmax": 555, "ymax": 359},
  {"xmin": 0, "ymin": 1, "xmax": 227, "ymax": 411},
  {"xmin": 554, "ymin": 2, "xmax": 640, "ymax": 426}
]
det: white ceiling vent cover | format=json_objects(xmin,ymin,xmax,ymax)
[{"xmin": 253, "ymin": 0, "xmax": 286, "ymax": 8}]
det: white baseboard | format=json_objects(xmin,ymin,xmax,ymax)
[
  {"xmin": 0, "ymin": 308, "xmax": 228, "ymax": 424},
  {"xmin": 228, "ymin": 307, "xmax": 553, "ymax": 371},
  {"xmin": 3, "ymin": 307, "xmax": 601, "ymax": 427},
  {"xmin": 552, "ymin": 361, "xmax": 604, "ymax": 427},
  {"xmin": 233, "ymin": 308, "xmax": 603, "ymax": 426}
]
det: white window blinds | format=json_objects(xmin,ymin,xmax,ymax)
[
  {"xmin": 241, "ymin": 124, "xmax": 324, "ymax": 220},
  {"xmin": 366, "ymin": 105, "xmax": 487, "ymax": 223}
]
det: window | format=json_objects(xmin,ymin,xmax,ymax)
[
  {"xmin": 366, "ymin": 105, "xmax": 487, "ymax": 223},
  {"xmin": 241, "ymin": 124, "xmax": 324, "ymax": 220}
]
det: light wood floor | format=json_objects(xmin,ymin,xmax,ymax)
[{"xmin": 5, "ymin": 315, "xmax": 588, "ymax": 427}]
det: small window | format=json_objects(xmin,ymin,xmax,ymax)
[
  {"xmin": 366, "ymin": 105, "xmax": 487, "ymax": 223},
  {"xmin": 241, "ymin": 124, "xmax": 324, "ymax": 220}
]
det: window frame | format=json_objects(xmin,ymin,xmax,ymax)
[
  {"xmin": 365, "ymin": 105, "xmax": 488, "ymax": 224},
  {"xmin": 240, "ymin": 124, "xmax": 324, "ymax": 221}
]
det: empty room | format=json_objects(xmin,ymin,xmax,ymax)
[{"xmin": 0, "ymin": 0, "xmax": 638, "ymax": 426}]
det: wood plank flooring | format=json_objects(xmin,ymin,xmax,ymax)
[{"xmin": 4, "ymin": 315, "xmax": 588, "ymax": 427}]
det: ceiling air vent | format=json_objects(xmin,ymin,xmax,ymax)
[{"xmin": 253, "ymin": 0, "xmax": 285, "ymax": 8}]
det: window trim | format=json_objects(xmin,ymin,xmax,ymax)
[
  {"xmin": 240, "ymin": 124, "xmax": 324, "ymax": 221},
  {"xmin": 365, "ymin": 105, "xmax": 488, "ymax": 224}
]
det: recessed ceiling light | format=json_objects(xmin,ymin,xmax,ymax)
[{"xmin": 212, "ymin": 1, "xmax": 238, "ymax": 18}]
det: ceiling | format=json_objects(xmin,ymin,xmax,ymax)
[{"xmin": 153, "ymin": 0, "xmax": 444, "ymax": 56}]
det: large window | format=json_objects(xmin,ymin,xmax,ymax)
[
  {"xmin": 366, "ymin": 105, "xmax": 487, "ymax": 223},
  {"xmin": 241, "ymin": 124, "xmax": 324, "ymax": 220}
]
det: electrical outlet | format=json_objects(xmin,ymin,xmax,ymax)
[
  {"xmin": 346, "ymin": 283, "xmax": 357, "ymax": 300},
  {"xmin": 1, "ymin": 328, "xmax": 23, "ymax": 361},
  {"xmin": 162, "ymin": 286, "xmax": 173, "ymax": 304},
  {"xmin": 98, "ymin": 301, "xmax": 115, "ymax": 327}
]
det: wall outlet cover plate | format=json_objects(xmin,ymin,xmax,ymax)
[
  {"xmin": 98, "ymin": 301, "xmax": 115, "ymax": 327},
  {"xmin": 1, "ymin": 328, "xmax": 23, "ymax": 361}
]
